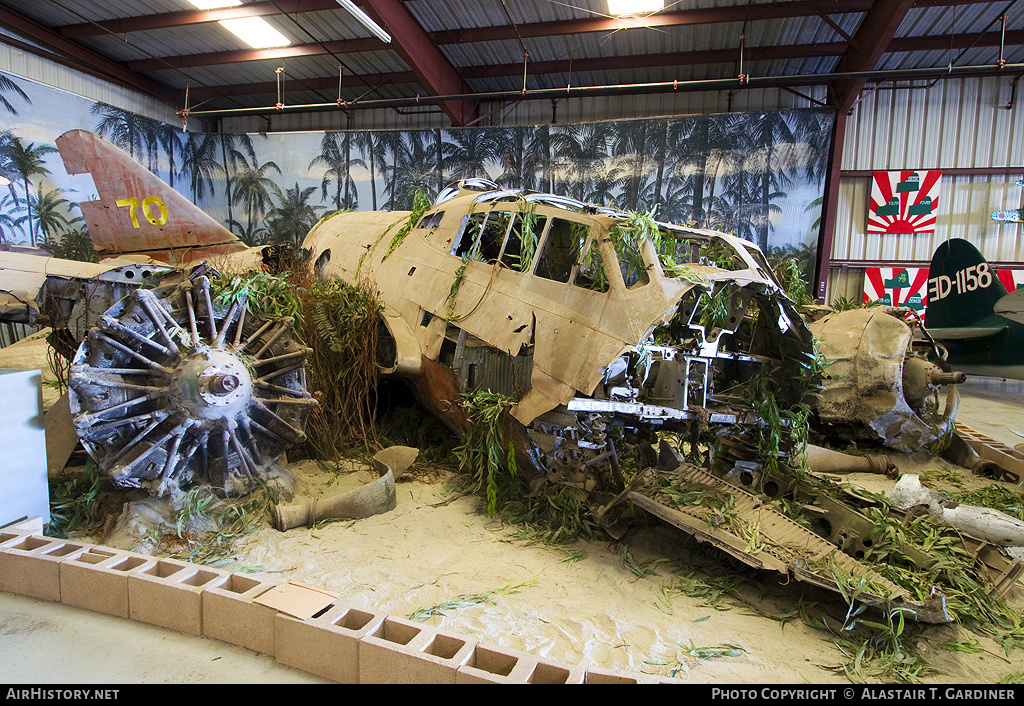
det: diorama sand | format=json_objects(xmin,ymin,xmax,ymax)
[
  {"xmin": 93, "ymin": 452, "xmax": 1024, "ymax": 685},
  {"xmin": 3, "ymin": 331, "xmax": 1023, "ymax": 684}
]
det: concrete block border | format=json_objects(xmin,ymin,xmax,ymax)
[{"xmin": 0, "ymin": 526, "xmax": 678, "ymax": 684}]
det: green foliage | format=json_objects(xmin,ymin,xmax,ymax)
[
  {"xmin": 407, "ymin": 576, "xmax": 538, "ymax": 622},
  {"xmin": 384, "ymin": 188, "xmax": 432, "ymax": 260},
  {"xmin": 831, "ymin": 296, "xmax": 867, "ymax": 311},
  {"xmin": 213, "ymin": 269, "xmax": 384, "ymax": 459},
  {"xmin": 454, "ymin": 391, "xmax": 519, "ymax": 517},
  {"xmin": 46, "ymin": 226, "xmax": 98, "ymax": 263},
  {"xmin": 500, "ymin": 483, "xmax": 605, "ymax": 545},
  {"xmin": 46, "ymin": 459, "xmax": 104, "ymax": 538},
  {"xmin": 166, "ymin": 480, "xmax": 279, "ymax": 565},
  {"xmin": 953, "ymin": 484, "xmax": 1024, "ymax": 521},
  {"xmin": 445, "ymin": 255, "xmax": 469, "ymax": 322},
  {"xmin": 772, "ymin": 256, "xmax": 813, "ymax": 306},
  {"xmin": 643, "ymin": 641, "xmax": 746, "ymax": 678}
]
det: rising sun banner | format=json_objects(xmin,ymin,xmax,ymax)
[{"xmin": 867, "ymin": 169, "xmax": 942, "ymax": 234}]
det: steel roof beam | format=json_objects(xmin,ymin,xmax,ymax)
[
  {"xmin": 357, "ymin": 0, "xmax": 474, "ymax": 125},
  {"xmin": 188, "ymin": 70, "xmax": 419, "ymax": 99},
  {"xmin": 187, "ymin": 29, "xmax": 1024, "ymax": 100},
  {"xmin": 55, "ymin": 0, "xmax": 873, "ymax": 39},
  {"xmin": 814, "ymin": 0, "xmax": 918, "ymax": 306},
  {"xmin": 58, "ymin": 1, "xmax": 342, "ymax": 38},
  {"xmin": 0, "ymin": 4, "xmax": 180, "ymax": 104}
]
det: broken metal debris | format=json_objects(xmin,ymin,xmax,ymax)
[
  {"xmin": 275, "ymin": 446, "xmax": 417, "ymax": 530},
  {"xmin": 809, "ymin": 307, "xmax": 964, "ymax": 453},
  {"xmin": 892, "ymin": 474, "xmax": 1024, "ymax": 563}
]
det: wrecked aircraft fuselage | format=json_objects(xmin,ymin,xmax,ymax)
[{"xmin": 303, "ymin": 180, "xmax": 817, "ymax": 490}]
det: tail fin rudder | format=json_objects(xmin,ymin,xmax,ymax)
[
  {"xmin": 925, "ymin": 238, "xmax": 1008, "ymax": 329},
  {"xmin": 57, "ymin": 129, "xmax": 246, "ymax": 264}
]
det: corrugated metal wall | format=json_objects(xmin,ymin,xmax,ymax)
[
  {"xmin": 0, "ymin": 38, "xmax": 185, "ymax": 128},
  {"xmin": 827, "ymin": 75, "xmax": 1024, "ymax": 305}
]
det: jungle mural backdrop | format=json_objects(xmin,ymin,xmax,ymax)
[{"xmin": 0, "ymin": 69, "xmax": 832, "ymax": 279}]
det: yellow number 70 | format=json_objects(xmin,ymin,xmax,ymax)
[{"xmin": 115, "ymin": 196, "xmax": 168, "ymax": 227}]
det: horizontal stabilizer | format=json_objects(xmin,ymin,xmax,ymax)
[
  {"xmin": 995, "ymin": 288, "xmax": 1024, "ymax": 326},
  {"xmin": 56, "ymin": 130, "xmax": 247, "ymax": 264},
  {"xmin": 926, "ymin": 326, "xmax": 1008, "ymax": 341}
]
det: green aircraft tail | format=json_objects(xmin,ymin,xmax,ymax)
[{"xmin": 925, "ymin": 238, "xmax": 1007, "ymax": 329}]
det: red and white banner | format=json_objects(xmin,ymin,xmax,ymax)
[
  {"xmin": 867, "ymin": 170, "xmax": 942, "ymax": 234},
  {"xmin": 863, "ymin": 267, "xmax": 929, "ymax": 313},
  {"xmin": 864, "ymin": 266, "xmax": 1024, "ymax": 317}
]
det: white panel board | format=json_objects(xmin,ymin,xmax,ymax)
[{"xmin": 0, "ymin": 369, "xmax": 50, "ymax": 527}]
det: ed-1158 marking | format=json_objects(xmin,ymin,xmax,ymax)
[{"xmin": 928, "ymin": 262, "xmax": 993, "ymax": 302}]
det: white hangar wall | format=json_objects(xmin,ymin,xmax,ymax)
[{"xmin": 827, "ymin": 74, "xmax": 1024, "ymax": 306}]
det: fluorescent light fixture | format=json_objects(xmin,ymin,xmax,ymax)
[
  {"xmin": 336, "ymin": 0, "xmax": 391, "ymax": 44},
  {"xmin": 188, "ymin": 0, "xmax": 241, "ymax": 9},
  {"xmin": 608, "ymin": 0, "xmax": 664, "ymax": 16},
  {"xmin": 218, "ymin": 17, "xmax": 292, "ymax": 48}
]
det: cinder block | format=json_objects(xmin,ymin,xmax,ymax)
[
  {"xmin": 128, "ymin": 558, "xmax": 226, "ymax": 635},
  {"xmin": 275, "ymin": 602, "xmax": 386, "ymax": 683},
  {"xmin": 456, "ymin": 642, "xmax": 586, "ymax": 684},
  {"xmin": 0, "ymin": 536, "xmax": 91, "ymax": 601},
  {"xmin": 0, "ymin": 531, "xmax": 26, "ymax": 547},
  {"xmin": 1, "ymin": 517, "xmax": 44, "ymax": 535},
  {"xmin": 60, "ymin": 547, "xmax": 153, "ymax": 618},
  {"xmin": 360, "ymin": 616, "xmax": 476, "ymax": 684},
  {"xmin": 203, "ymin": 573, "xmax": 281, "ymax": 655}
]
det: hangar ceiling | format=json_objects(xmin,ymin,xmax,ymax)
[{"xmin": 0, "ymin": 0, "xmax": 1021, "ymax": 127}]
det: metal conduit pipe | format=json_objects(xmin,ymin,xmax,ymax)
[
  {"xmin": 805, "ymin": 444, "xmax": 895, "ymax": 476},
  {"xmin": 181, "ymin": 62, "xmax": 1024, "ymax": 118}
]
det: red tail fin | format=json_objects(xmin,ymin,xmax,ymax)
[{"xmin": 56, "ymin": 129, "xmax": 247, "ymax": 265}]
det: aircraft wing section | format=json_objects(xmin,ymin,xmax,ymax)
[
  {"xmin": 995, "ymin": 288, "xmax": 1024, "ymax": 326},
  {"xmin": 926, "ymin": 326, "xmax": 1008, "ymax": 340}
]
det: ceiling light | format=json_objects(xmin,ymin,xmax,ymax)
[
  {"xmin": 335, "ymin": 0, "xmax": 391, "ymax": 44},
  {"xmin": 607, "ymin": 0, "xmax": 664, "ymax": 17},
  {"xmin": 218, "ymin": 17, "xmax": 291, "ymax": 48},
  {"xmin": 187, "ymin": 0, "xmax": 241, "ymax": 9}
]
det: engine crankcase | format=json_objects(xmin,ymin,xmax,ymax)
[{"xmin": 68, "ymin": 273, "xmax": 316, "ymax": 497}]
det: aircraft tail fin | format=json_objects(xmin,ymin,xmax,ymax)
[
  {"xmin": 924, "ymin": 238, "xmax": 1008, "ymax": 330},
  {"xmin": 56, "ymin": 129, "xmax": 247, "ymax": 265}
]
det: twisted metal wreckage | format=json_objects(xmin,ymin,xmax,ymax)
[{"xmin": 2, "ymin": 129, "xmax": 1023, "ymax": 624}]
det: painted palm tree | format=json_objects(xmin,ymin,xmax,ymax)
[
  {"xmin": 266, "ymin": 182, "xmax": 324, "ymax": 246},
  {"xmin": 217, "ymin": 132, "xmax": 258, "ymax": 235},
  {"xmin": 178, "ymin": 132, "xmax": 224, "ymax": 205},
  {"xmin": 154, "ymin": 123, "xmax": 182, "ymax": 189},
  {"xmin": 48, "ymin": 225, "xmax": 98, "ymax": 263},
  {"xmin": 384, "ymin": 131, "xmax": 438, "ymax": 210},
  {"xmin": 550, "ymin": 122, "xmax": 618, "ymax": 203},
  {"xmin": 611, "ymin": 119, "xmax": 665, "ymax": 211},
  {"xmin": 375, "ymin": 131, "xmax": 407, "ymax": 210},
  {"xmin": 0, "ymin": 193, "xmax": 22, "ymax": 244},
  {"xmin": 0, "ymin": 74, "xmax": 31, "ymax": 115},
  {"xmin": 494, "ymin": 126, "xmax": 545, "ymax": 191},
  {"xmin": 91, "ymin": 102, "xmax": 148, "ymax": 162},
  {"xmin": 311, "ymin": 131, "xmax": 363, "ymax": 211},
  {"xmin": 442, "ymin": 127, "xmax": 497, "ymax": 182},
  {"xmin": 230, "ymin": 154, "xmax": 281, "ymax": 245},
  {"xmin": 352, "ymin": 131, "xmax": 384, "ymax": 210},
  {"xmin": 0, "ymin": 135, "xmax": 57, "ymax": 245},
  {"xmin": 739, "ymin": 112, "xmax": 799, "ymax": 251},
  {"xmin": 29, "ymin": 186, "xmax": 83, "ymax": 243}
]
